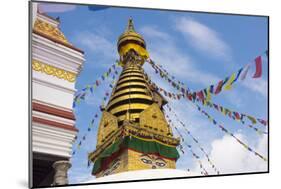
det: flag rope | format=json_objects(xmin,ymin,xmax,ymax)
[
  {"xmin": 143, "ymin": 69, "xmax": 268, "ymax": 132},
  {"xmin": 147, "ymin": 50, "xmax": 268, "ymax": 101},
  {"xmin": 191, "ymin": 102, "xmax": 267, "ymax": 162},
  {"xmin": 145, "ymin": 71, "xmax": 267, "ymax": 162},
  {"xmin": 164, "ymin": 104, "xmax": 220, "ymax": 174},
  {"xmin": 71, "ymin": 70, "xmax": 120, "ymax": 157},
  {"xmin": 73, "ymin": 61, "xmax": 121, "ymax": 108},
  {"xmin": 171, "ymin": 124, "xmax": 209, "ymax": 176}
]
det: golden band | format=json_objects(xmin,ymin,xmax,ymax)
[{"xmin": 32, "ymin": 59, "xmax": 76, "ymax": 82}]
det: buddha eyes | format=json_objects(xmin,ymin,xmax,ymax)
[
  {"xmin": 141, "ymin": 158, "xmax": 152, "ymax": 164},
  {"xmin": 155, "ymin": 162, "xmax": 166, "ymax": 167}
]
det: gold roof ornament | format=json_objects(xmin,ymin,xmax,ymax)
[
  {"xmin": 34, "ymin": 19, "xmax": 70, "ymax": 45},
  {"xmin": 117, "ymin": 18, "xmax": 149, "ymax": 64},
  {"xmin": 32, "ymin": 13, "xmax": 84, "ymax": 54}
]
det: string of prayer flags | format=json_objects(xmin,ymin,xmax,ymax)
[
  {"xmin": 199, "ymin": 51, "xmax": 267, "ymax": 99},
  {"xmin": 146, "ymin": 59, "xmax": 188, "ymax": 92},
  {"xmin": 208, "ymin": 102, "xmax": 268, "ymax": 128},
  {"xmin": 165, "ymin": 105, "xmax": 220, "ymax": 175},
  {"xmin": 148, "ymin": 50, "xmax": 267, "ymax": 104},
  {"xmin": 152, "ymin": 78, "xmax": 268, "ymax": 129},
  {"xmin": 172, "ymin": 124, "xmax": 209, "ymax": 176},
  {"xmin": 73, "ymin": 63, "xmax": 121, "ymax": 108},
  {"xmin": 193, "ymin": 103, "xmax": 267, "ymax": 162},
  {"xmin": 72, "ymin": 111, "xmax": 100, "ymax": 156},
  {"xmin": 72, "ymin": 74, "xmax": 117, "ymax": 156}
]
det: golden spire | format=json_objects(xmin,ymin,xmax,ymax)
[
  {"xmin": 126, "ymin": 17, "xmax": 135, "ymax": 32},
  {"xmin": 117, "ymin": 18, "xmax": 149, "ymax": 65}
]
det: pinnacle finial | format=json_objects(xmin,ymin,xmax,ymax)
[{"xmin": 126, "ymin": 17, "xmax": 135, "ymax": 32}]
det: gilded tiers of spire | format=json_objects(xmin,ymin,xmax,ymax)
[{"xmin": 106, "ymin": 61, "xmax": 153, "ymax": 124}]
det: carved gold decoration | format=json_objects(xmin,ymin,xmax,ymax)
[
  {"xmin": 32, "ymin": 59, "xmax": 76, "ymax": 82},
  {"xmin": 119, "ymin": 43, "xmax": 149, "ymax": 59},
  {"xmin": 33, "ymin": 19, "xmax": 70, "ymax": 45},
  {"xmin": 97, "ymin": 111, "xmax": 119, "ymax": 147},
  {"xmin": 139, "ymin": 103, "xmax": 173, "ymax": 136}
]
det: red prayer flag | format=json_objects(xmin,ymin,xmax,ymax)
[
  {"xmin": 187, "ymin": 94, "xmax": 192, "ymax": 101},
  {"xmin": 253, "ymin": 56, "xmax": 262, "ymax": 78},
  {"xmin": 234, "ymin": 112, "xmax": 240, "ymax": 120},
  {"xmin": 197, "ymin": 91, "xmax": 204, "ymax": 101},
  {"xmin": 215, "ymin": 80, "xmax": 223, "ymax": 94}
]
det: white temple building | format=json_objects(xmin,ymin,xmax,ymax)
[{"xmin": 31, "ymin": 3, "xmax": 85, "ymax": 187}]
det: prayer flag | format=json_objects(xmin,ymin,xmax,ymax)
[
  {"xmin": 253, "ymin": 56, "xmax": 262, "ymax": 78},
  {"xmin": 215, "ymin": 80, "xmax": 224, "ymax": 94},
  {"xmin": 224, "ymin": 73, "xmax": 236, "ymax": 90},
  {"xmin": 210, "ymin": 85, "xmax": 214, "ymax": 93},
  {"xmin": 232, "ymin": 68, "xmax": 243, "ymax": 84},
  {"xmin": 206, "ymin": 87, "xmax": 211, "ymax": 102},
  {"xmin": 240, "ymin": 64, "xmax": 250, "ymax": 80},
  {"xmin": 197, "ymin": 91, "xmax": 204, "ymax": 101},
  {"xmin": 257, "ymin": 118, "xmax": 267, "ymax": 126},
  {"xmin": 247, "ymin": 115, "xmax": 257, "ymax": 124}
]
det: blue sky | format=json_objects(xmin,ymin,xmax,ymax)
[{"xmin": 40, "ymin": 2, "xmax": 268, "ymax": 184}]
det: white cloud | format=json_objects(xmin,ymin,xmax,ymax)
[
  {"xmin": 175, "ymin": 17, "xmax": 232, "ymax": 61},
  {"xmin": 38, "ymin": 3, "xmax": 76, "ymax": 13},
  {"xmin": 140, "ymin": 26, "xmax": 171, "ymax": 40},
  {"xmin": 193, "ymin": 133, "xmax": 268, "ymax": 175},
  {"xmin": 242, "ymin": 78, "xmax": 268, "ymax": 97},
  {"xmin": 75, "ymin": 31, "xmax": 116, "ymax": 61},
  {"xmin": 141, "ymin": 26, "xmax": 220, "ymax": 87}
]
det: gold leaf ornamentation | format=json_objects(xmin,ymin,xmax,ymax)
[
  {"xmin": 33, "ymin": 19, "xmax": 69, "ymax": 44},
  {"xmin": 32, "ymin": 59, "xmax": 76, "ymax": 82}
]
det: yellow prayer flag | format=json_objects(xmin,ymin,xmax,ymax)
[
  {"xmin": 206, "ymin": 87, "xmax": 211, "ymax": 102},
  {"xmin": 203, "ymin": 100, "xmax": 207, "ymax": 106},
  {"xmin": 222, "ymin": 107, "xmax": 226, "ymax": 115},
  {"xmin": 247, "ymin": 115, "xmax": 257, "ymax": 124},
  {"xmin": 224, "ymin": 73, "xmax": 236, "ymax": 90}
]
